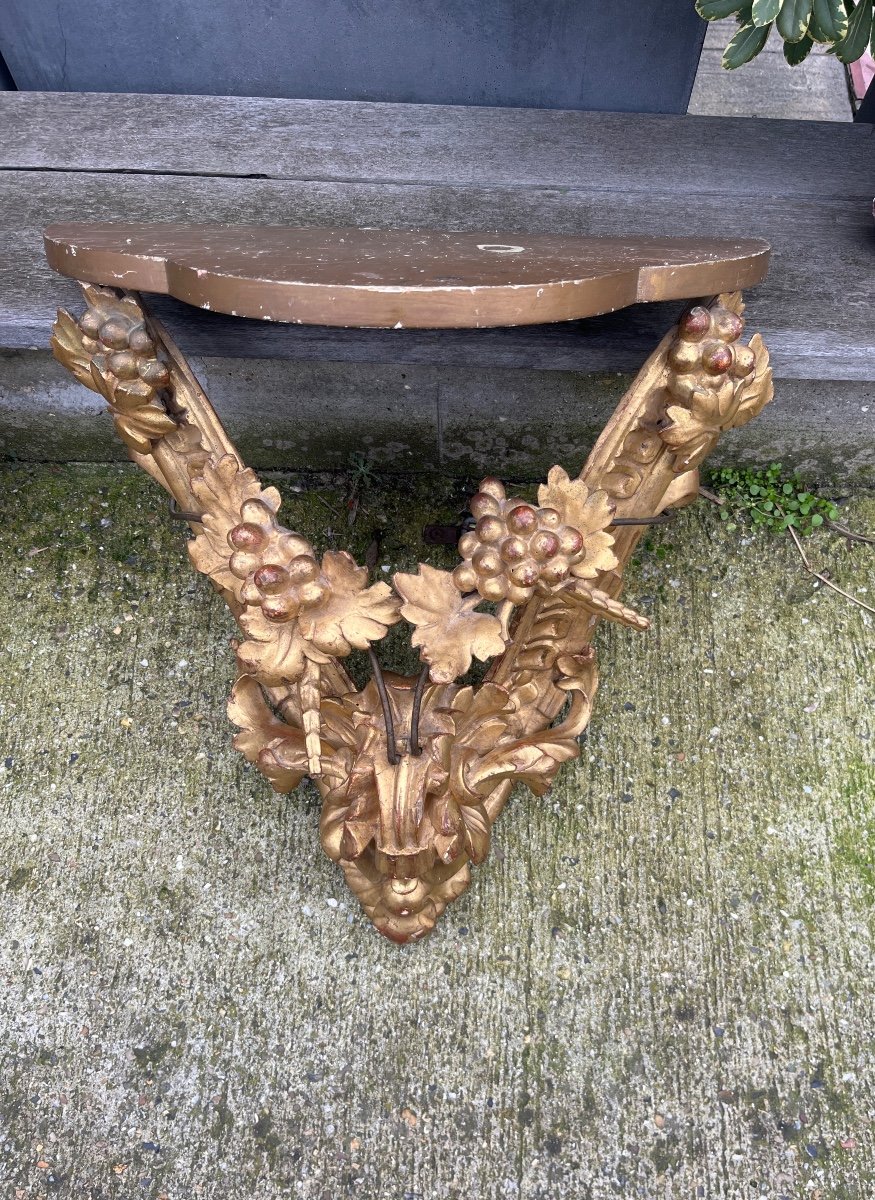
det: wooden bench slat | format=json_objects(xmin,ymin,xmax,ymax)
[
  {"xmin": 3, "ymin": 169, "xmax": 872, "ymax": 379},
  {"xmin": 1, "ymin": 94, "xmax": 872, "ymax": 383},
  {"xmin": 2, "ymin": 92, "xmax": 872, "ymax": 199}
]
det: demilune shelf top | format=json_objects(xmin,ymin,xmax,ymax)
[{"xmin": 44, "ymin": 224, "xmax": 770, "ymax": 330}]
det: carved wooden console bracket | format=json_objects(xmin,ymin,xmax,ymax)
[{"xmin": 46, "ymin": 226, "xmax": 773, "ymax": 942}]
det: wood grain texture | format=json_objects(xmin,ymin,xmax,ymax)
[
  {"xmin": 2, "ymin": 92, "xmax": 872, "ymax": 196},
  {"xmin": 0, "ymin": 463, "xmax": 872, "ymax": 1195},
  {"xmin": 689, "ymin": 18, "xmax": 853, "ymax": 123}
]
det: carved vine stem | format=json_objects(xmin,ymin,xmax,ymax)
[{"xmin": 51, "ymin": 285, "xmax": 772, "ymax": 943}]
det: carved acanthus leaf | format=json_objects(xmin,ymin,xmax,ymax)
[
  {"xmin": 464, "ymin": 658, "xmax": 598, "ymax": 800},
  {"xmin": 394, "ymin": 564, "xmax": 506, "ymax": 683},
  {"xmin": 554, "ymin": 648, "xmax": 599, "ymax": 694},
  {"xmin": 51, "ymin": 287, "xmax": 177, "ymax": 454},
  {"xmin": 466, "ymin": 722, "xmax": 581, "ymax": 798},
  {"xmin": 227, "ymin": 676, "xmax": 309, "ymax": 793}
]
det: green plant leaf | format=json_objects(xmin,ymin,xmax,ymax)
[
  {"xmin": 834, "ymin": 0, "xmax": 873, "ymax": 59},
  {"xmin": 753, "ymin": 0, "xmax": 782, "ymax": 22},
  {"xmin": 813, "ymin": 0, "xmax": 849, "ymax": 39},
  {"xmin": 723, "ymin": 19, "xmax": 773, "ymax": 64},
  {"xmin": 696, "ymin": 0, "xmax": 748, "ymax": 16},
  {"xmin": 777, "ymin": 0, "xmax": 814, "ymax": 39},
  {"xmin": 784, "ymin": 31, "xmax": 814, "ymax": 57}
]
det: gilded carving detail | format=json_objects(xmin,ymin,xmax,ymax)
[
  {"xmin": 51, "ymin": 286, "xmax": 178, "ymax": 453},
  {"xmin": 659, "ymin": 299, "xmax": 774, "ymax": 472},
  {"xmin": 51, "ymin": 284, "xmax": 774, "ymax": 943}
]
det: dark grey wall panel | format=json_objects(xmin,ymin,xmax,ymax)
[
  {"xmin": 0, "ymin": 0, "xmax": 705, "ymax": 113},
  {"xmin": 0, "ymin": 51, "xmax": 15, "ymax": 91}
]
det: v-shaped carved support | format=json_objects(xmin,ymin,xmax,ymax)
[{"xmin": 51, "ymin": 288, "xmax": 772, "ymax": 942}]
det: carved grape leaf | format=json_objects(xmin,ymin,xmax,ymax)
[
  {"xmin": 298, "ymin": 551, "xmax": 401, "ymax": 657},
  {"xmin": 237, "ymin": 608, "xmax": 330, "ymax": 684},
  {"xmin": 537, "ymin": 466, "xmax": 615, "ymax": 533},
  {"xmin": 89, "ymin": 362, "xmax": 177, "ymax": 453},
  {"xmin": 537, "ymin": 466, "xmax": 618, "ymax": 579},
  {"xmin": 227, "ymin": 675, "xmax": 308, "ymax": 793},
  {"xmin": 661, "ymin": 335, "xmax": 773, "ymax": 471},
  {"xmin": 51, "ymin": 304, "xmax": 177, "ymax": 454},
  {"xmin": 394, "ymin": 564, "xmax": 506, "ymax": 684},
  {"xmin": 188, "ymin": 454, "xmax": 283, "ymax": 595}
]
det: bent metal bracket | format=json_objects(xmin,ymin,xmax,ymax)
[{"xmin": 45, "ymin": 225, "xmax": 773, "ymax": 943}]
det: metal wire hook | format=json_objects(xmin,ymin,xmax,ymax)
[{"xmin": 368, "ymin": 647, "xmax": 400, "ymax": 765}]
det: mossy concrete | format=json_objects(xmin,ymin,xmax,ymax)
[{"xmin": 0, "ymin": 463, "xmax": 873, "ymax": 1198}]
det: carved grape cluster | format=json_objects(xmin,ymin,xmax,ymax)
[
  {"xmin": 77, "ymin": 303, "xmax": 171, "ymax": 405},
  {"xmin": 667, "ymin": 304, "xmax": 755, "ymax": 402},
  {"xmin": 227, "ymin": 499, "xmax": 325, "ymax": 623},
  {"xmin": 452, "ymin": 478, "xmax": 588, "ymax": 604}
]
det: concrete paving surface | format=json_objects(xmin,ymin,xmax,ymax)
[{"xmin": 0, "ymin": 463, "xmax": 873, "ymax": 1199}]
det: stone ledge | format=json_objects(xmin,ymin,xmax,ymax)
[{"xmin": 2, "ymin": 350, "xmax": 873, "ymax": 483}]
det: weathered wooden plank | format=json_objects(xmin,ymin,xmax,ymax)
[
  {"xmin": 3, "ymin": 170, "xmax": 873, "ymax": 379},
  {"xmin": 1, "ymin": 92, "xmax": 872, "ymax": 198},
  {"xmin": 689, "ymin": 18, "xmax": 853, "ymax": 123}
]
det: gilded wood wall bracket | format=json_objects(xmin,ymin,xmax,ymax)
[{"xmin": 46, "ymin": 226, "xmax": 773, "ymax": 943}]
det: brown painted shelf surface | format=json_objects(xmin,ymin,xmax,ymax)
[{"xmin": 44, "ymin": 224, "xmax": 769, "ymax": 329}]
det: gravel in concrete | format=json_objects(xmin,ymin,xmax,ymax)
[{"xmin": 1, "ymin": 465, "xmax": 873, "ymax": 1198}]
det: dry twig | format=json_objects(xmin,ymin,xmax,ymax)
[
  {"xmin": 786, "ymin": 524, "xmax": 875, "ymax": 616},
  {"xmin": 825, "ymin": 518, "xmax": 875, "ymax": 548},
  {"xmin": 698, "ymin": 485, "xmax": 725, "ymax": 507}
]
